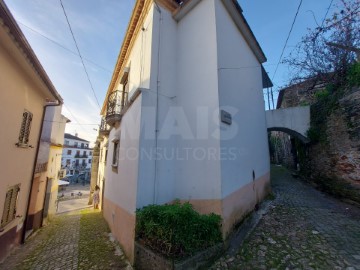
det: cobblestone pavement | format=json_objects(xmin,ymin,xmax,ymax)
[
  {"xmin": 0, "ymin": 210, "xmax": 131, "ymax": 270},
  {"xmin": 211, "ymin": 166, "xmax": 360, "ymax": 270}
]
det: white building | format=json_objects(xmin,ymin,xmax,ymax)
[
  {"xmin": 61, "ymin": 133, "xmax": 93, "ymax": 174},
  {"xmin": 98, "ymin": 0, "xmax": 274, "ymax": 263}
]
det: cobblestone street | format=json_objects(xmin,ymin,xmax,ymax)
[
  {"xmin": 0, "ymin": 210, "xmax": 131, "ymax": 270},
  {"xmin": 211, "ymin": 166, "xmax": 360, "ymax": 270}
]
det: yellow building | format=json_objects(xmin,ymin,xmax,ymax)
[{"xmin": 0, "ymin": 0, "xmax": 63, "ymax": 261}]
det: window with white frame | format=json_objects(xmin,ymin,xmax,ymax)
[
  {"xmin": 1, "ymin": 184, "xmax": 20, "ymax": 228},
  {"xmin": 17, "ymin": 110, "xmax": 33, "ymax": 147}
]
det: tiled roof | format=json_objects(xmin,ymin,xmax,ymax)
[{"xmin": 64, "ymin": 133, "xmax": 89, "ymax": 143}]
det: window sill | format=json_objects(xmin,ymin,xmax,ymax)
[{"xmin": 15, "ymin": 143, "xmax": 33, "ymax": 149}]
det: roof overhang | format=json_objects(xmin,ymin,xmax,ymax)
[{"xmin": 173, "ymin": 0, "xmax": 267, "ymax": 64}]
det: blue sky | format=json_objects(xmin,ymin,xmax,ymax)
[{"xmin": 5, "ymin": 0, "xmax": 335, "ymax": 144}]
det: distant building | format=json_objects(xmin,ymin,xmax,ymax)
[
  {"xmin": 61, "ymin": 133, "xmax": 93, "ymax": 174},
  {"xmin": 0, "ymin": 0, "xmax": 63, "ymax": 261}
]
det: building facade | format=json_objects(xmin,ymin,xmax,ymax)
[
  {"xmin": 0, "ymin": 0, "xmax": 63, "ymax": 261},
  {"xmin": 25, "ymin": 106, "xmax": 69, "ymax": 236},
  {"xmin": 98, "ymin": 0, "xmax": 272, "ymax": 263},
  {"xmin": 61, "ymin": 133, "xmax": 93, "ymax": 174}
]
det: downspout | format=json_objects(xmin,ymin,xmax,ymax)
[
  {"xmin": 153, "ymin": 3, "xmax": 162, "ymax": 204},
  {"xmin": 21, "ymin": 101, "xmax": 61, "ymax": 243}
]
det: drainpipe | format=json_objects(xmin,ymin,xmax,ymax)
[
  {"xmin": 21, "ymin": 101, "xmax": 61, "ymax": 243},
  {"xmin": 153, "ymin": 3, "xmax": 162, "ymax": 204}
]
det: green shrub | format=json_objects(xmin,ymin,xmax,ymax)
[
  {"xmin": 306, "ymin": 126, "xmax": 321, "ymax": 143},
  {"xmin": 135, "ymin": 201, "xmax": 222, "ymax": 259},
  {"xmin": 314, "ymin": 88, "xmax": 330, "ymax": 101},
  {"xmin": 347, "ymin": 62, "xmax": 360, "ymax": 86}
]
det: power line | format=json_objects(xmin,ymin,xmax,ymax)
[
  {"xmin": 43, "ymin": 120, "xmax": 99, "ymax": 126},
  {"xmin": 63, "ymin": 104, "xmax": 88, "ymax": 132},
  {"xmin": 272, "ymin": 0, "xmax": 303, "ymax": 81},
  {"xmin": 59, "ymin": 0, "xmax": 101, "ymax": 109},
  {"xmin": 18, "ymin": 21, "xmax": 112, "ymax": 73},
  {"xmin": 320, "ymin": 0, "xmax": 334, "ymax": 29}
]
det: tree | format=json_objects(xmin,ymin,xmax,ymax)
[{"xmin": 285, "ymin": 0, "xmax": 360, "ymax": 86}]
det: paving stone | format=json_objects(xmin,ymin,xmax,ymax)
[
  {"xmin": 0, "ymin": 210, "xmax": 132, "ymax": 270},
  {"xmin": 210, "ymin": 166, "xmax": 360, "ymax": 269}
]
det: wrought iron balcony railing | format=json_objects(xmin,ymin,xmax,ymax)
[
  {"xmin": 105, "ymin": 90, "xmax": 128, "ymax": 126},
  {"xmin": 99, "ymin": 117, "xmax": 110, "ymax": 135},
  {"xmin": 35, "ymin": 162, "xmax": 48, "ymax": 174},
  {"xmin": 74, "ymin": 154, "xmax": 89, "ymax": 158}
]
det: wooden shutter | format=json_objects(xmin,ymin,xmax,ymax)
[{"xmin": 1, "ymin": 185, "xmax": 20, "ymax": 228}]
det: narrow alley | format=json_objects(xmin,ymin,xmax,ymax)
[
  {"xmin": 211, "ymin": 166, "xmax": 360, "ymax": 269},
  {"xmin": 0, "ymin": 210, "xmax": 132, "ymax": 270}
]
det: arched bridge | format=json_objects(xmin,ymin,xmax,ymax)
[{"xmin": 266, "ymin": 106, "xmax": 311, "ymax": 143}]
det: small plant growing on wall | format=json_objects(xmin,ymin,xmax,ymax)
[{"xmin": 135, "ymin": 201, "xmax": 222, "ymax": 259}]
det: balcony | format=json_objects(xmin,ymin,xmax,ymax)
[
  {"xmin": 105, "ymin": 90, "xmax": 128, "ymax": 126},
  {"xmin": 99, "ymin": 117, "xmax": 110, "ymax": 135},
  {"xmin": 35, "ymin": 162, "xmax": 48, "ymax": 174},
  {"xmin": 75, "ymin": 154, "xmax": 89, "ymax": 158}
]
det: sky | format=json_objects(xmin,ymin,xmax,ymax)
[{"xmin": 5, "ymin": 0, "xmax": 336, "ymax": 144}]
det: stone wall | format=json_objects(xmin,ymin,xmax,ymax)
[
  {"xmin": 309, "ymin": 89, "xmax": 360, "ymax": 182},
  {"xmin": 134, "ymin": 242, "xmax": 224, "ymax": 270},
  {"xmin": 302, "ymin": 87, "xmax": 360, "ymax": 202},
  {"xmin": 274, "ymin": 83, "xmax": 360, "ymax": 202}
]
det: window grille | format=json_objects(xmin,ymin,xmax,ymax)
[
  {"xmin": 1, "ymin": 184, "xmax": 20, "ymax": 228},
  {"xmin": 18, "ymin": 111, "xmax": 33, "ymax": 146}
]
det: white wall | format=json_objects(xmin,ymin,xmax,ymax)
[
  {"xmin": 115, "ymin": 5, "xmax": 155, "ymax": 100},
  {"xmin": 214, "ymin": 0, "xmax": 270, "ymax": 198},
  {"xmin": 135, "ymin": 4, "xmax": 179, "ymax": 208},
  {"xmin": 104, "ymin": 96, "xmax": 142, "ymax": 214},
  {"xmin": 174, "ymin": 0, "xmax": 222, "ymax": 201}
]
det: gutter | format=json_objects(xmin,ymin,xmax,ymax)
[{"xmin": 21, "ymin": 101, "xmax": 62, "ymax": 243}]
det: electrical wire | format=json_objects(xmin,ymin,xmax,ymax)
[
  {"xmin": 320, "ymin": 0, "xmax": 334, "ymax": 29},
  {"xmin": 43, "ymin": 120, "xmax": 99, "ymax": 125},
  {"xmin": 272, "ymin": 0, "xmax": 303, "ymax": 81},
  {"xmin": 18, "ymin": 21, "xmax": 112, "ymax": 73},
  {"xmin": 63, "ymin": 104, "xmax": 88, "ymax": 132},
  {"xmin": 59, "ymin": 0, "xmax": 101, "ymax": 109}
]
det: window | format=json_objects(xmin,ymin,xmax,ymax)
[
  {"xmin": 88, "ymin": 159, "xmax": 92, "ymax": 164},
  {"xmin": 67, "ymin": 150, "xmax": 72, "ymax": 155},
  {"xmin": 74, "ymin": 142, "xmax": 78, "ymax": 147},
  {"xmin": 76, "ymin": 150, "xmax": 80, "ymax": 156},
  {"xmin": 112, "ymin": 140, "xmax": 119, "ymax": 167},
  {"xmin": 65, "ymin": 140, "xmax": 69, "ymax": 145},
  {"xmin": 105, "ymin": 149, "xmax": 108, "ymax": 164},
  {"xmin": 1, "ymin": 184, "xmax": 20, "ymax": 228},
  {"xmin": 17, "ymin": 110, "xmax": 32, "ymax": 147},
  {"xmin": 81, "ymin": 143, "xmax": 84, "ymax": 148},
  {"xmin": 89, "ymin": 152, "xmax": 92, "ymax": 156},
  {"xmin": 83, "ymin": 151, "xmax": 87, "ymax": 156},
  {"xmin": 66, "ymin": 159, "xmax": 71, "ymax": 165}
]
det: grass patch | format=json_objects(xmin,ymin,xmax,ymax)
[
  {"xmin": 78, "ymin": 209, "xmax": 127, "ymax": 269},
  {"xmin": 136, "ymin": 201, "xmax": 222, "ymax": 259}
]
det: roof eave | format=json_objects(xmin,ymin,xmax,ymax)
[
  {"xmin": 0, "ymin": 1, "xmax": 63, "ymax": 104},
  {"xmin": 220, "ymin": 0, "xmax": 267, "ymax": 63}
]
